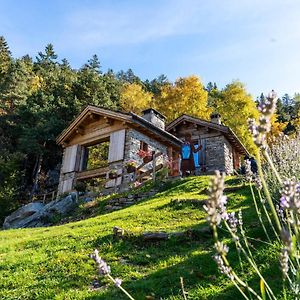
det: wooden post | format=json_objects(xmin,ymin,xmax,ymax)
[{"xmin": 43, "ymin": 194, "xmax": 46, "ymax": 204}]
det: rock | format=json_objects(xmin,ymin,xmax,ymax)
[
  {"xmin": 3, "ymin": 192, "xmax": 79, "ymax": 229},
  {"xmin": 83, "ymin": 197, "xmax": 94, "ymax": 203},
  {"xmin": 3, "ymin": 202, "xmax": 45, "ymax": 229},
  {"xmin": 104, "ymin": 205, "xmax": 113, "ymax": 211},
  {"xmin": 142, "ymin": 232, "xmax": 169, "ymax": 241},
  {"xmin": 113, "ymin": 226, "xmax": 125, "ymax": 239},
  {"xmin": 45, "ymin": 168, "xmax": 60, "ymax": 188},
  {"xmin": 147, "ymin": 191, "xmax": 157, "ymax": 197},
  {"xmin": 43, "ymin": 192, "xmax": 78, "ymax": 215},
  {"xmin": 105, "ymin": 205, "xmax": 122, "ymax": 211}
]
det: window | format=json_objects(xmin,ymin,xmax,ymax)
[
  {"xmin": 81, "ymin": 140, "xmax": 110, "ymax": 170},
  {"xmin": 140, "ymin": 141, "xmax": 149, "ymax": 152}
]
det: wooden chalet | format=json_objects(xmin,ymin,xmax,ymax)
[
  {"xmin": 56, "ymin": 106, "xmax": 181, "ymax": 195},
  {"xmin": 166, "ymin": 113, "xmax": 249, "ymax": 174}
]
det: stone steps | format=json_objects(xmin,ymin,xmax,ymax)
[{"xmin": 104, "ymin": 188, "xmax": 160, "ymax": 212}]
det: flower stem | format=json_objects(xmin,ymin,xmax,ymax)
[
  {"xmin": 107, "ymin": 274, "xmax": 135, "ymax": 300},
  {"xmin": 256, "ymin": 151, "xmax": 282, "ymax": 233}
]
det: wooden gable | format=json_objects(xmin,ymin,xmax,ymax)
[
  {"xmin": 56, "ymin": 106, "xmax": 130, "ymax": 147},
  {"xmin": 166, "ymin": 115, "xmax": 249, "ymax": 156}
]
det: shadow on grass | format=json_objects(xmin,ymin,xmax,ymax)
[{"xmin": 85, "ymin": 239, "xmax": 282, "ymax": 300}]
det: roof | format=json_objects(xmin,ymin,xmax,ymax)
[
  {"xmin": 166, "ymin": 114, "xmax": 249, "ymax": 156},
  {"xmin": 56, "ymin": 105, "xmax": 182, "ymax": 148}
]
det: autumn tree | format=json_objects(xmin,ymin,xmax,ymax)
[
  {"xmin": 153, "ymin": 75, "xmax": 210, "ymax": 122},
  {"xmin": 212, "ymin": 81, "xmax": 259, "ymax": 154},
  {"xmin": 120, "ymin": 83, "xmax": 153, "ymax": 114}
]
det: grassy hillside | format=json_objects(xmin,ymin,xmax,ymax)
[{"xmin": 0, "ymin": 176, "xmax": 282, "ymax": 299}]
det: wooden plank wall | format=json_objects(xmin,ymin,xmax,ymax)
[
  {"xmin": 68, "ymin": 118, "xmax": 126, "ymax": 146},
  {"xmin": 108, "ymin": 129, "xmax": 126, "ymax": 162}
]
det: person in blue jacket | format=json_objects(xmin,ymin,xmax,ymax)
[{"xmin": 181, "ymin": 133, "xmax": 202, "ymax": 177}]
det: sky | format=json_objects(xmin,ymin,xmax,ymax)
[{"xmin": 1, "ymin": 0, "xmax": 300, "ymax": 97}]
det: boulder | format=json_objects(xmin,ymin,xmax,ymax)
[
  {"xmin": 43, "ymin": 192, "xmax": 78, "ymax": 215},
  {"xmin": 3, "ymin": 202, "xmax": 45, "ymax": 229},
  {"xmin": 3, "ymin": 192, "xmax": 78, "ymax": 229}
]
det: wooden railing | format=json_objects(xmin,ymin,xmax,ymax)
[
  {"xmin": 33, "ymin": 189, "xmax": 58, "ymax": 204},
  {"xmin": 134, "ymin": 151, "xmax": 163, "ymax": 183},
  {"xmin": 76, "ymin": 166, "xmax": 109, "ymax": 181}
]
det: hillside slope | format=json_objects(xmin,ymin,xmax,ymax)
[{"xmin": 0, "ymin": 176, "xmax": 282, "ymax": 299}]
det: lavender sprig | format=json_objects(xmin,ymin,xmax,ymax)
[
  {"xmin": 203, "ymin": 171, "xmax": 228, "ymax": 227},
  {"xmin": 90, "ymin": 249, "xmax": 135, "ymax": 300},
  {"xmin": 248, "ymin": 90, "xmax": 277, "ymax": 148}
]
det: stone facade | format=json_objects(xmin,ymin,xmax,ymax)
[
  {"xmin": 121, "ymin": 128, "xmax": 168, "ymax": 187},
  {"xmin": 203, "ymin": 135, "xmax": 235, "ymax": 175},
  {"xmin": 205, "ymin": 135, "xmax": 226, "ymax": 173},
  {"xmin": 224, "ymin": 138, "xmax": 234, "ymax": 174}
]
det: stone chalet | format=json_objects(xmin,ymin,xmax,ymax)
[{"xmin": 56, "ymin": 106, "xmax": 249, "ymax": 195}]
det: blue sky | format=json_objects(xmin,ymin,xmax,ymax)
[{"xmin": 1, "ymin": 0, "xmax": 300, "ymax": 97}]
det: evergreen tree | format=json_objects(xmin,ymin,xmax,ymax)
[{"xmin": 0, "ymin": 36, "xmax": 11, "ymax": 78}]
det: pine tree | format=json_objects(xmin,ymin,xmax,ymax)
[{"xmin": 0, "ymin": 36, "xmax": 11, "ymax": 78}]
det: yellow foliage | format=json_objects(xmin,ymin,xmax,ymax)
[
  {"xmin": 153, "ymin": 75, "xmax": 211, "ymax": 122},
  {"xmin": 292, "ymin": 119, "xmax": 300, "ymax": 130},
  {"xmin": 120, "ymin": 83, "xmax": 153, "ymax": 114},
  {"xmin": 215, "ymin": 81, "xmax": 259, "ymax": 154},
  {"xmin": 268, "ymin": 114, "xmax": 287, "ymax": 142},
  {"xmin": 30, "ymin": 75, "xmax": 43, "ymax": 92}
]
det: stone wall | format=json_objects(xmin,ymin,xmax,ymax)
[
  {"xmin": 122, "ymin": 128, "xmax": 168, "ymax": 186},
  {"xmin": 205, "ymin": 135, "xmax": 226, "ymax": 173},
  {"xmin": 205, "ymin": 135, "xmax": 234, "ymax": 174},
  {"xmin": 224, "ymin": 138, "xmax": 234, "ymax": 174}
]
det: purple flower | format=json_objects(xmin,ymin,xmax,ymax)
[
  {"xmin": 204, "ymin": 171, "xmax": 228, "ymax": 226},
  {"xmin": 90, "ymin": 249, "xmax": 111, "ymax": 275},
  {"xmin": 213, "ymin": 254, "xmax": 234, "ymax": 280},
  {"xmin": 280, "ymin": 196, "xmax": 288, "ymax": 209},
  {"xmin": 280, "ymin": 179, "xmax": 300, "ymax": 214},
  {"xmin": 115, "ymin": 278, "xmax": 122, "ymax": 287},
  {"xmin": 228, "ymin": 212, "xmax": 238, "ymax": 233}
]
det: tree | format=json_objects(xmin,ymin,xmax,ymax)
[
  {"xmin": 213, "ymin": 81, "xmax": 259, "ymax": 154},
  {"xmin": 117, "ymin": 68, "xmax": 142, "ymax": 84},
  {"xmin": 35, "ymin": 44, "xmax": 58, "ymax": 67},
  {"xmin": 153, "ymin": 75, "xmax": 210, "ymax": 122},
  {"xmin": 120, "ymin": 83, "xmax": 153, "ymax": 114},
  {"xmin": 143, "ymin": 74, "xmax": 169, "ymax": 96},
  {"xmin": 84, "ymin": 54, "xmax": 101, "ymax": 74},
  {"xmin": 0, "ymin": 36, "xmax": 11, "ymax": 79}
]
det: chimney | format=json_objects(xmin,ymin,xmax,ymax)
[
  {"xmin": 142, "ymin": 108, "xmax": 166, "ymax": 130},
  {"xmin": 210, "ymin": 113, "xmax": 221, "ymax": 125}
]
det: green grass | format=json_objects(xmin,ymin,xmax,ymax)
[{"xmin": 0, "ymin": 176, "xmax": 284, "ymax": 299}]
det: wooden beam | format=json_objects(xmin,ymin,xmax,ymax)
[
  {"xmin": 75, "ymin": 127, "xmax": 84, "ymax": 135},
  {"xmin": 76, "ymin": 166, "xmax": 109, "ymax": 181},
  {"xmin": 135, "ymin": 164, "xmax": 163, "ymax": 181},
  {"xmin": 104, "ymin": 116, "xmax": 114, "ymax": 125}
]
